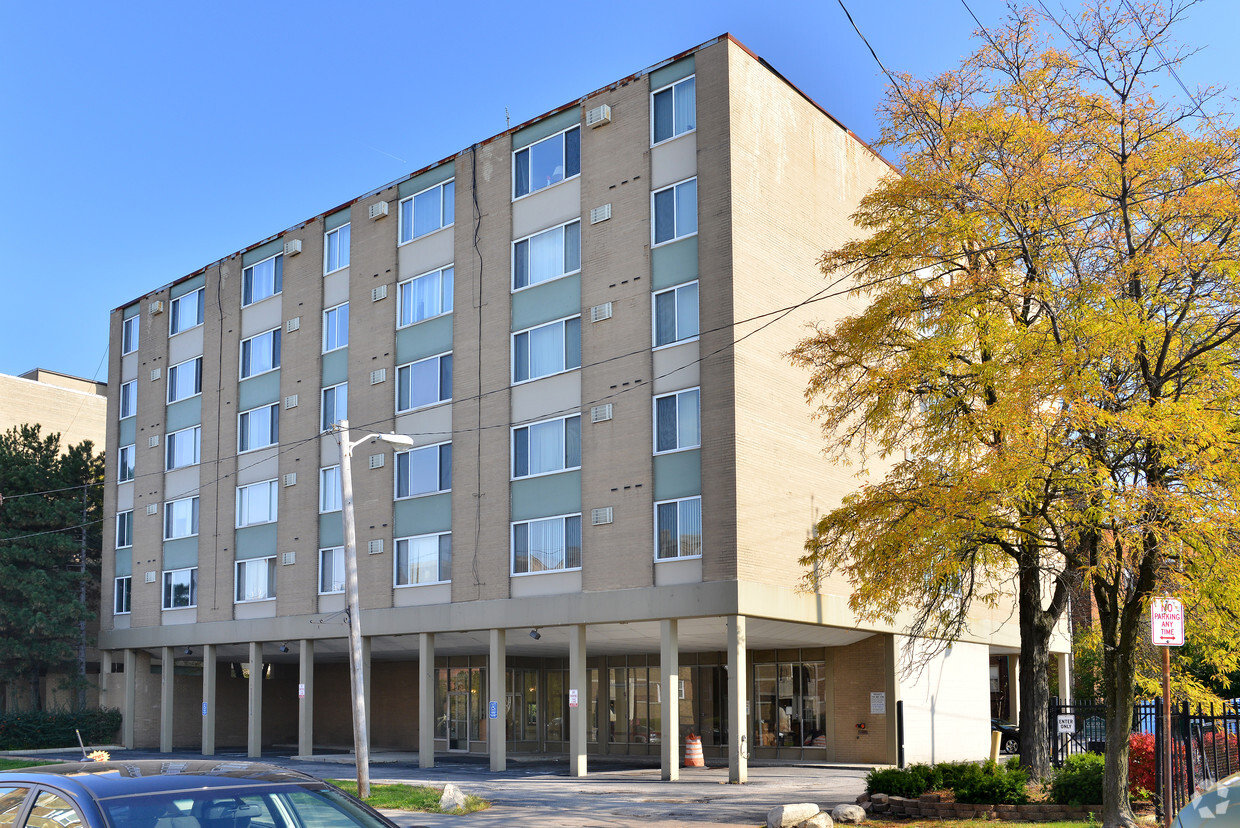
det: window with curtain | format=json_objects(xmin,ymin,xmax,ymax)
[
  {"xmin": 163, "ymin": 496, "xmax": 199, "ymax": 540},
  {"xmin": 652, "ymin": 75, "xmax": 696, "ymax": 145},
  {"xmin": 395, "ymin": 533, "xmax": 451, "ymax": 585},
  {"xmin": 242, "ymin": 254, "xmax": 283, "ymax": 306},
  {"xmin": 513, "ymin": 317, "xmax": 581, "ymax": 382},
  {"xmin": 165, "ymin": 426, "xmax": 201, "ymax": 470},
  {"xmin": 238, "ymin": 403, "xmax": 279, "ymax": 452},
  {"xmin": 240, "ymin": 328, "xmax": 281, "ymax": 378},
  {"xmin": 398, "ymin": 266, "xmax": 454, "ymax": 326},
  {"xmin": 652, "ymin": 177, "xmax": 698, "ymax": 245},
  {"xmin": 399, "ymin": 180, "xmax": 455, "ymax": 243},
  {"xmin": 236, "ymin": 479, "xmax": 278, "ymax": 527},
  {"xmin": 513, "ymin": 126, "xmax": 580, "ymax": 198},
  {"xmin": 319, "ymin": 466, "xmax": 341, "ymax": 513},
  {"xmin": 655, "ymin": 496, "xmax": 702, "ymax": 560},
  {"xmin": 319, "ymin": 547, "xmax": 345, "ymax": 594},
  {"xmin": 513, "ymin": 221, "xmax": 580, "ymax": 289},
  {"xmin": 235, "ymin": 557, "xmax": 276, "ymax": 602},
  {"xmin": 323, "ymin": 302, "xmax": 349, "ymax": 351},
  {"xmin": 654, "ymin": 387, "xmax": 701, "ymax": 453},
  {"xmin": 512, "ymin": 514, "xmax": 582, "ymax": 574},
  {"xmin": 395, "ymin": 442, "xmax": 452, "ymax": 498},
  {"xmin": 167, "ymin": 357, "xmax": 203, "ymax": 402},
  {"xmin": 169, "ymin": 288, "xmax": 205, "ymax": 335},
  {"xmin": 397, "ymin": 353, "xmax": 452, "ymax": 411},
  {"xmin": 654, "ymin": 281, "xmax": 699, "ymax": 346},
  {"xmin": 324, "ymin": 222, "xmax": 350, "ymax": 273},
  {"xmin": 513, "ymin": 415, "xmax": 581, "ymax": 478}
]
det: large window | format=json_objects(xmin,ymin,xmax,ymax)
[
  {"xmin": 324, "ymin": 223, "xmax": 350, "ymax": 273},
  {"xmin": 319, "ymin": 465, "xmax": 341, "ymax": 513},
  {"xmin": 238, "ymin": 403, "xmax": 279, "ymax": 452},
  {"xmin": 119, "ymin": 380, "xmax": 137, "ymax": 419},
  {"xmin": 653, "ymin": 281, "xmax": 699, "ymax": 347},
  {"xmin": 513, "ymin": 221, "xmax": 580, "ymax": 290},
  {"xmin": 164, "ymin": 496, "xmax": 199, "ymax": 540},
  {"xmin": 512, "ymin": 514, "xmax": 582, "ymax": 574},
  {"xmin": 240, "ymin": 328, "xmax": 281, "ymax": 379},
  {"xmin": 236, "ymin": 479, "xmax": 278, "ymax": 527},
  {"xmin": 117, "ymin": 444, "xmax": 135, "ymax": 483},
  {"xmin": 652, "ymin": 75, "xmax": 696, "ymax": 145},
  {"xmin": 121, "ymin": 316, "xmax": 139, "ymax": 355},
  {"xmin": 115, "ymin": 510, "xmax": 133, "ymax": 549},
  {"xmin": 323, "ymin": 302, "xmax": 349, "ymax": 352},
  {"xmin": 397, "ymin": 266, "xmax": 454, "ymax": 326},
  {"xmin": 399, "ymin": 180, "xmax": 454, "ymax": 243},
  {"xmin": 165, "ymin": 426, "xmax": 201, "ymax": 470},
  {"xmin": 169, "ymin": 288, "xmax": 205, "ymax": 335},
  {"xmin": 512, "ymin": 317, "xmax": 581, "ymax": 383},
  {"xmin": 654, "ymin": 387, "xmax": 700, "ymax": 453},
  {"xmin": 395, "ymin": 533, "xmax": 451, "ymax": 586},
  {"xmin": 397, "ymin": 353, "xmax": 452, "ymax": 412},
  {"xmin": 167, "ymin": 357, "xmax": 203, "ymax": 403},
  {"xmin": 514, "ymin": 126, "xmax": 580, "ymax": 199},
  {"xmin": 319, "ymin": 547, "xmax": 345, "ymax": 594},
  {"xmin": 513, "ymin": 415, "xmax": 580, "ymax": 478},
  {"xmin": 242, "ymin": 253, "xmax": 283, "ymax": 306},
  {"xmin": 235, "ymin": 557, "xmax": 276, "ymax": 602},
  {"xmin": 321, "ymin": 382, "xmax": 347, "ymax": 431},
  {"xmin": 652, "ymin": 177, "xmax": 698, "ymax": 245},
  {"xmin": 114, "ymin": 576, "xmax": 132, "ymax": 615},
  {"xmin": 163, "ymin": 567, "xmax": 197, "ymax": 609},
  {"xmin": 395, "ymin": 442, "xmax": 451, "ymax": 498},
  {"xmin": 655, "ymin": 496, "xmax": 702, "ymax": 560}
]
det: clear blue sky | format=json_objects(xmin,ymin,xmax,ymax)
[{"xmin": 2, "ymin": 1, "xmax": 1237, "ymax": 382}]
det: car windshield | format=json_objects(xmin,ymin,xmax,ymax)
[{"xmin": 99, "ymin": 785, "xmax": 389, "ymax": 828}]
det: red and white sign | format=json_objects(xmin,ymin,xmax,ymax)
[
  {"xmin": 1151, "ymin": 597, "xmax": 1184, "ymax": 646},
  {"xmin": 568, "ymin": 689, "xmax": 579, "ymax": 708}
]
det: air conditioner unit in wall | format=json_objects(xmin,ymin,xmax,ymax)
[
  {"xmin": 148, "ymin": 300, "xmax": 164, "ymax": 315},
  {"xmin": 586, "ymin": 104, "xmax": 612, "ymax": 128},
  {"xmin": 369, "ymin": 201, "xmax": 389, "ymax": 220},
  {"xmin": 284, "ymin": 239, "xmax": 302, "ymax": 257}
]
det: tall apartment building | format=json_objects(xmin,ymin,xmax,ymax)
[{"xmin": 99, "ymin": 35, "xmax": 1067, "ymax": 777}]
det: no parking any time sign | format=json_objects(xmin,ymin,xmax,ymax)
[{"xmin": 1150, "ymin": 597, "xmax": 1185, "ymax": 647}]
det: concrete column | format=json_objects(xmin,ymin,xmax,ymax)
[
  {"xmin": 122, "ymin": 649, "xmax": 136, "ymax": 749},
  {"xmin": 727, "ymin": 615, "xmax": 748, "ymax": 784},
  {"xmin": 100, "ymin": 651, "xmax": 112, "ymax": 709},
  {"xmin": 568, "ymin": 624, "xmax": 587, "ymax": 777},
  {"xmin": 885, "ymin": 634, "xmax": 901, "ymax": 766},
  {"xmin": 248, "ymin": 642, "xmax": 263, "ymax": 758},
  {"xmin": 418, "ymin": 633, "xmax": 435, "ymax": 768},
  {"xmin": 298, "ymin": 639, "xmax": 314, "ymax": 759},
  {"xmin": 361, "ymin": 636, "xmax": 372, "ymax": 757},
  {"xmin": 660, "ymin": 619, "xmax": 680, "ymax": 781},
  {"xmin": 160, "ymin": 647, "xmax": 174, "ymax": 753},
  {"xmin": 1056, "ymin": 651, "xmax": 1071, "ymax": 702},
  {"xmin": 1009, "ymin": 654, "xmax": 1021, "ymax": 724},
  {"xmin": 202, "ymin": 644, "xmax": 217, "ymax": 756},
  {"xmin": 488, "ymin": 628, "xmax": 506, "ymax": 772}
]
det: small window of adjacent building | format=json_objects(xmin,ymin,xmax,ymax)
[
  {"xmin": 396, "ymin": 353, "xmax": 452, "ymax": 412},
  {"xmin": 395, "ymin": 532, "xmax": 451, "ymax": 586},
  {"xmin": 236, "ymin": 479, "xmax": 278, "ymax": 527},
  {"xmin": 117, "ymin": 444, "xmax": 135, "ymax": 483},
  {"xmin": 319, "ymin": 546, "xmax": 345, "ymax": 594},
  {"xmin": 235, "ymin": 556, "xmax": 276, "ymax": 603},
  {"xmin": 655, "ymin": 496, "xmax": 702, "ymax": 560},
  {"xmin": 167, "ymin": 356, "xmax": 203, "ymax": 403},
  {"xmin": 165, "ymin": 425, "xmax": 201, "ymax": 471},
  {"xmin": 119, "ymin": 380, "xmax": 137, "ymax": 419},
  {"xmin": 320, "ymin": 466, "xmax": 341, "ymax": 513},
  {"xmin": 399, "ymin": 180, "xmax": 455, "ymax": 244},
  {"xmin": 323, "ymin": 302, "xmax": 349, "ymax": 352},
  {"xmin": 238, "ymin": 403, "xmax": 279, "ymax": 452},
  {"xmin": 653, "ymin": 281, "xmax": 699, "ymax": 347},
  {"xmin": 512, "ymin": 514, "xmax": 582, "ymax": 574},
  {"xmin": 654, "ymin": 387, "xmax": 701, "ymax": 453},
  {"xmin": 240, "ymin": 328, "xmax": 281, "ymax": 379},
  {"xmin": 397, "ymin": 266, "xmax": 454, "ymax": 327},
  {"xmin": 114, "ymin": 575, "xmax": 132, "ymax": 615},
  {"xmin": 163, "ymin": 567, "xmax": 197, "ymax": 609},
  {"xmin": 169, "ymin": 287, "xmax": 205, "ymax": 336},
  {"xmin": 652, "ymin": 75, "xmax": 696, "ymax": 145},
  {"xmin": 514, "ymin": 126, "xmax": 580, "ymax": 199},
  {"xmin": 164, "ymin": 496, "xmax": 199, "ymax": 540},
  {"xmin": 121, "ymin": 316, "xmax": 140, "ymax": 355},
  {"xmin": 395, "ymin": 442, "xmax": 452, "ymax": 499},
  {"xmin": 321, "ymin": 382, "xmax": 348, "ymax": 431},
  {"xmin": 513, "ymin": 317, "xmax": 581, "ymax": 383},
  {"xmin": 242, "ymin": 253, "xmax": 283, "ymax": 307},
  {"xmin": 513, "ymin": 220, "xmax": 580, "ymax": 290},
  {"xmin": 324, "ymin": 223, "xmax": 350, "ymax": 274},
  {"xmin": 652, "ymin": 177, "xmax": 698, "ymax": 246},
  {"xmin": 115, "ymin": 510, "xmax": 133, "ymax": 549},
  {"xmin": 513, "ymin": 415, "xmax": 580, "ymax": 478}
]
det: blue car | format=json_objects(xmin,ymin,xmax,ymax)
[{"xmin": 0, "ymin": 760, "xmax": 397, "ymax": 828}]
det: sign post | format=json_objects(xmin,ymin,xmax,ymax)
[{"xmin": 1151, "ymin": 597, "xmax": 1184, "ymax": 828}]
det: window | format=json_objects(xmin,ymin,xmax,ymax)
[
  {"xmin": 655, "ymin": 388, "xmax": 701, "ymax": 453},
  {"xmin": 513, "ymin": 221, "xmax": 580, "ymax": 290},
  {"xmin": 324, "ymin": 223, "xmax": 350, "ymax": 273},
  {"xmin": 236, "ymin": 479, "xmax": 278, "ymax": 527},
  {"xmin": 167, "ymin": 357, "xmax": 203, "ymax": 403},
  {"xmin": 653, "ymin": 281, "xmax": 699, "ymax": 346},
  {"xmin": 323, "ymin": 302, "xmax": 349, "ymax": 352},
  {"xmin": 397, "ymin": 266, "xmax": 454, "ymax": 326},
  {"xmin": 513, "ymin": 317, "xmax": 581, "ymax": 383},
  {"xmin": 114, "ymin": 576, "xmax": 132, "ymax": 615},
  {"xmin": 514, "ymin": 126, "xmax": 580, "ymax": 198},
  {"xmin": 164, "ymin": 496, "xmax": 199, "ymax": 540},
  {"xmin": 242, "ymin": 253, "xmax": 283, "ymax": 306},
  {"xmin": 319, "ymin": 547, "xmax": 345, "ymax": 594},
  {"xmin": 169, "ymin": 288, "xmax": 205, "ymax": 335},
  {"xmin": 395, "ymin": 442, "xmax": 451, "ymax": 498},
  {"xmin": 235, "ymin": 557, "xmax": 276, "ymax": 602},
  {"xmin": 399, "ymin": 180, "xmax": 455, "ymax": 243},
  {"xmin": 321, "ymin": 382, "xmax": 347, "ymax": 431},
  {"xmin": 240, "ymin": 328, "xmax": 281, "ymax": 378},
  {"xmin": 395, "ymin": 533, "xmax": 451, "ymax": 586},
  {"xmin": 320, "ymin": 466, "xmax": 341, "ymax": 513},
  {"xmin": 652, "ymin": 75, "xmax": 696, "ymax": 144},
  {"xmin": 652, "ymin": 177, "xmax": 698, "ymax": 245},
  {"xmin": 117, "ymin": 444, "xmax": 135, "ymax": 483},
  {"xmin": 163, "ymin": 567, "xmax": 197, "ymax": 609},
  {"xmin": 121, "ymin": 316, "xmax": 139, "ymax": 355},
  {"xmin": 656, "ymin": 496, "xmax": 702, "ymax": 559},
  {"xmin": 513, "ymin": 415, "xmax": 580, "ymax": 478},
  {"xmin": 119, "ymin": 380, "xmax": 137, "ymax": 418},
  {"xmin": 238, "ymin": 403, "xmax": 279, "ymax": 452},
  {"xmin": 512, "ymin": 514, "xmax": 582, "ymax": 574},
  {"xmin": 396, "ymin": 353, "xmax": 452, "ymax": 412},
  {"xmin": 165, "ymin": 426, "xmax": 201, "ymax": 470},
  {"xmin": 115, "ymin": 510, "xmax": 133, "ymax": 549}
]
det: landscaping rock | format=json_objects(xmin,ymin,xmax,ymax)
[
  {"xmin": 831, "ymin": 804, "xmax": 867, "ymax": 824},
  {"xmin": 871, "ymin": 794, "xmax": 889, "ymax": 807},
  {"xmin": 799, "ymin": 812, "xmax": 833, "ymax": 828},
  {"xmin": 919, "ymin": 793, "xmax": 941, "ymax": 803},
  {"xmin": 768, "ymin": 803, "xmax": 821, "ymax": 828},
  {"xmin": 856, "ymin": 793, "xmax": 870, "ymax": 805},
  {"xmin": 439, "ymin": 783, "xmax": 467, "ymax": 812}
]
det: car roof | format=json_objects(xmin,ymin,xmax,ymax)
[{"xmin": 0, "ymin": 760, "xmax": 323, "ymax": 801}]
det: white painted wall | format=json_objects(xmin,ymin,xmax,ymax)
[{"xmin": 897, "ymin": 637, "xmax": 991, "ymax": 764}]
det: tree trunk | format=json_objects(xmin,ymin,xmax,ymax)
[
  {"xmin": 1098, "ymin": 596, "xmax": 1140, "ymax": 828},
  {"xmin": 27, "ymin": 670, "xmax": 40, "ymax": 712},
  {"xmin": 1018, "ymin": 613, "xmax": 1053, "ymax": 780}
]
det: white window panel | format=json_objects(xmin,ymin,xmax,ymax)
[
  {"xmin": 397, "ymin": 266, "xmax": 454, "ymax": 327},
  {"xmin": 655, "ymin": 496, "xmax": 702, "ymax": 560},
  {"xmin": 399, "ymin": 180, "xmax": 454, "ymax": 244},
  {"xmin": 395, "ymin": 443, "xmax": 452, "ymax": 498},
  {"xmin": 323, "ymin": 302, "xmax": 349, "ymax": 352},
  {"xmin": 163, "ymin": 496, "xmax": 199, "ymax": 540},
  {"xmin": 165, "ymin": 426, "xmax": 201, "ymax": 471},
  {"xmin": 121, "ymin": 316, "xmax": 139, "ymax": 355},
  {"xmin": 513, "ymin": 221, "xmax": 580, "ymax": 290},
  {"xmin": 396, "ymin": 353, "xmax": 452, "ymax": 412},
  {"xmin": 235, "ymin": 557, "xmax": 276, "ymax": 602},
  {"xmin": 238, "ymin": 403, "xmax": 279, "ymax": 452},
  {"xmin": 324, "ymin": 223, "xmax": 350, "ymax": 274},
  {"xmin": 319, "ymin": 547, "xmax": 345, "ymax": 594},
  {"xmin": 321, "ymin": 382, "xmax": 348, "ymax": 431},
  {"xmin": 242, "ymin": 254, "xmax": 283, "ymax": 306},
  {"xmin": 167, "ymin": 357, "xmax": 203, "ymax": 403},
  {"xmin": 117, "ymin": 444, "xmax": 135, "ymax": 483},
  {"xmin": 240, "ymin": 328, "xmax": 281, "ymax": 379},
  {"xmin": 654, "ymin": 387, "xmax": 701, "ymax": 454},
  {"xmin": 114, "ymin": 575, "xmax": 132, "ymax": 615},
  {"xmin": 395, "ymin": 533, "xmax": 451, "ymax": 586},
  {"xmin": 514, "ymin": 126, "xmax": 580, "ymax": 199},
  {"xmin": 320, "ymin": 466, "xmax": 341, "ymax": 513},
  {"xmin": 169, "ymin": 288, "xmax": 205, "ymax": 336},
  {"xmin": 512, "ymin": 514, "xmax": 582, "ymax": 574},
  {"xmin": 652, "ymin": 75, "xmax": 696, "ymax": 145},
  {"xmin": 652, "ymin": 177, "xmax": 698, "ymax": 246},
  {"xmin": 162, "ymin": 567, "xmax": 197, "ymax": 609},
  {"xmin": 512, "ymin": 317, "xmax": 581, "ymax": 383},
  {"xmin": 653, "ymin": 281, "xmax": 699, "ymax": 347},
  {"xmin": 512, "ymin": 415, "xmax": 580, "ymax": 478},
  {"xmin": 115, "ymin": 510, "xmax": 133, "ymax": 549},
  {"xmin": 119, "ymin": 380, "xmax": 137, "ymax": 419},
  {"xmin": 236, "ymin": 479, "xmax": 278, "ymax": 527}
]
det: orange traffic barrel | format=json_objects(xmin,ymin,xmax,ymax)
[{"xmin": 684, "ymin": 733, "xmax": 704, "ymax": 767}]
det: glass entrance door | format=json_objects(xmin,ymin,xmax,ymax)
[{"xmin": 448, "ymin": 691, "xmax": 469, "ymax": 751}]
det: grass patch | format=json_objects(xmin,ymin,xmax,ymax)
[
  {"xmin": 0, "ymin": 759, "xmax": 56, "ymax": 771},
  {"xmin": 327, "ymin": 780, "xmax": 489, "ymax": 814}
]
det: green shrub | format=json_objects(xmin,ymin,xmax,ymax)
[
  {"xmin": 866, "ymin": 766, "xmax": 928, "ymax": 798},
  {"xmin": 952, "ymin": 760, "xmax": 1029, "ymax": 805},
  {"xmin": 0, "ymin": 708, "xmax": 121, "ymax": 751},
  {"xmin": 1048, "ymin": 753, "xmax": 1106, "ymax": 807}
]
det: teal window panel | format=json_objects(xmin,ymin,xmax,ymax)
[
  {"xmin": 651, "ymin": 237, "xmax": 698, "ymax": 290},
  {"xmin": 513, "ymin": 107, "xmax": 580, "ymax": 151},
  {"xmin": 395, "ymin": 315, "xmax": 454, "ymax": 364},
  {"xmin": 321, "ymin": 348, "xmax": 349, "ymax": 386},
  {"xmin": 115, "ymin": 549, "xmax": 133, "ymax": 577},
  {"xmin": 162, "ymin": 537, "xmax": 198, "ymax": 570},
  {"xmin": 511, "ymin": 470, "xmax": 582, "ymax": 522},
  {"xmin": 238, "ymin": 370, "xmax": 281, "ymax": 411},
  {"xmin": 319, "ymin": 512, "xmax": 344, "ymax": 549},
  {"xmin": 122, "ymin": 303, "xmax": 141, "ymax": 320},
  {"xmin": 243, "ymin": 239, "xmax": 283, "ymax": 267},
  {"xmin": 325, "ymin": 207, "xmax": 351, "ymax": 231},
  {"xmin": 399, "ymin": 162, "xmax": 455, "ymax": 200},
  {"xmin": 235, "ymin": 524, "xmax": 278, "ymax": 560},
  {"xmin": 651, "ymin": 56, "xmax": 695, "ymax": 91},
  {"xmin": 394, "ymin": 493, "xmax": 452, "ymax": 537},
  {"xmin": 653, "ymin": 449, "xmax": 701, "ymax": 501},
  {"xmin": 170, "ymin": 274, "xmax": 206, "ymax": 299},
  {"xmin": 165, "ymin": 397, "xmax": 202, "ymax": 433},
  {"xmin": 118, "ymin": 416, "xmax": 136, "ymax": 447},
  {"xmin": 512, "ymin": 275, "xmax": 581, "ymax": 332}
]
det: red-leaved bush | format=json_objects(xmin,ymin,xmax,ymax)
[{"xmin": 1129, "ymin": 732, "xmax": 1157, "ymax": 797}]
